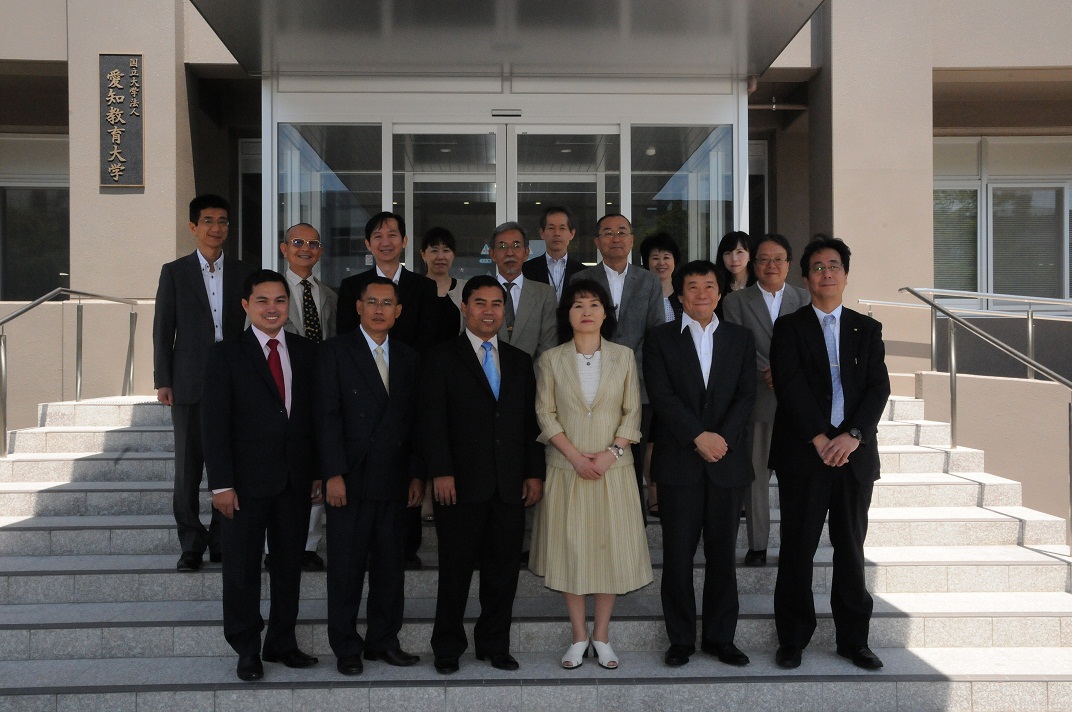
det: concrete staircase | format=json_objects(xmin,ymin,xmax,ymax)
[{"xmin": 1, "ymin": 395, "xmax": 1071, "ymax": 711}]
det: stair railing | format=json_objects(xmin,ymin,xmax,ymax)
[{"xmin": 0, "ymin": 289, "xmax": 139, "ymax": 457}]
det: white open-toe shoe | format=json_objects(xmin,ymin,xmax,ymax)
[
  {"xmin": 591, "ymin": 640, "xmax": 618, "ymax": 669},
  {"xmin": 561, "ymin": 640, "xmax": 590, "ymax": 669}
]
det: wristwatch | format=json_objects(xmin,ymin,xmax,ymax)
[
  {"xmin": 848, "ymin": 428, "xmax": 864, "ymax": 443},
  {"xmin": 608, "ymin": 444, "xmax": 625, "ymax": 460}
]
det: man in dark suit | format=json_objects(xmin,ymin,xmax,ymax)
[
  {"xmin": 574, "ymin": 214, "xmax": 665, "ymax": 503},
  {"xmin": 319, "ymin": 276, "xmax": 424, "ymax": 676},
  {"xmin": 522, "ymin": 205, "xmax": 586, "ymax": 300},
  {"xmin": 202, "ymin": 269, "xmax": 320, "ymax": 681},
  {"xmin": 645, "ymin": 260, "xmax": 757, "ymax": 668},
  {"xmin": 153, "ymin": 194, "xmax": 255, "ymax": 572},
  {"xmin": 721, "ymin": 234, "xmax": 810, "ymax": 567},
  {"xmin": 335, "ymin": 211, "xmax": 437, "ymax": 570},
  {"xmin": 770, "ymin": 235, "xmax": 890, "ymax": 671},
  {"xmin": 420, "ymin": 275, "xmax": 545, "ymax": 675}
]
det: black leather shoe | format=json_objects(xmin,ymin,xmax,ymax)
[
  {"xmin": 302, "ymin": 551, "xmax": 325, "ymax": 572},
  {"xmin": 336, "ymin": 654, "xmax": 363, "ymax": 675},
  {"xmin": 476, "ymin": 652, "xmax": 519, "ymax": 671},
  {"xmin": 518, "ymin": 550, "xmax": 530, "ymax": 567},
  {"xmin": 363, "ymin": 648, "xmax": 420, "ymax": 667},
  {"xmin": 176, "ymin": 553, "xmax": 202, "ymax": 571},
  {"xmin": 262, "ymin": 647, "xmax": 318, "ymax": 668},
  {"xmin": 743, "ymin": 549, "xmax": 767, "ymax": 566},
  {"xmin": 664, "ymin": 644, "xmax": 693, "ymax": 667},
  {"xmin": 837, "ymin": 645, "xmax": 884, "ymax": 670},
  {"xmin": 775, "ymin": 645, "xmax": 802, "ymax": 669},
  {"xmin": 404, "ymin": 554, "xmax": 422, "ymax": 570},
  {"xmin": 701, "ymin": 641, "xmax": 749, "ymax": 666},
  {"xmin": 434, "ymin": 656, "xmax": 459, "ymax": 674},
  {"xmin": 237, "ymin": 654, "xmax": 263, "ymax": 681},
  {"xmin": 209, "ymin": 551, "xmax": 223, "ymax": 563}
]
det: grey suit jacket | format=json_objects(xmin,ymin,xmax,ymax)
[
  {"xmin": 572, "ymin": 263, "xmax": 664, "ymax": 402},
  {"xmin": 283, "ymin": 274, "xmax": 338, "ymax": 341},
  {"xmin": 498, "ymin": 278, "xmax": 558, "ymax": 359},
  {"xmin": 721, "ymin": 282, "xmax": 810, "ymax": 423}
]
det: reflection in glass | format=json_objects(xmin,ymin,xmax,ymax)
[
  {"xmin": 0, "ymin": 187, "xmax": 70, "ymax": 300},
  {"xmin": 992, "ymin": 187, "xmax": 1063, "ymax": 298}
]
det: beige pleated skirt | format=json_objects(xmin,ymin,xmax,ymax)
[{"xmin": 529, "ymin": 462, "xmax": 653, "ymax": 595}]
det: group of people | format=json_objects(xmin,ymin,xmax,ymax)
[{"xmin": 153, "ymin": 196, "xmax": 890, "ymax": 682}]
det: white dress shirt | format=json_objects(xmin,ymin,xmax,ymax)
[
  {"xmin": 681, "ymin": 312, "xmax": 719, "ymax": 387},
  {"xmin": 359, "ymin": 325, "xmax": 390, "ymax": 366},
  {"xmin": 376, "ymin": 264, "xmax": 402, "ymax": 283},
  {"xmin": 285, "ymin": 268, "xmax": 321, "ymax": 332},
  {"xmin": 196, "ymin": 249, "xmax": 225, "ymax": 342},
  {"xmin": 602, "ymin": 262, "xmax": 628, "ymax": 317},
  {"xmin": 465, "ymin": 329, "xmax": 500, "ymax": 374},
  {"xmin": 546, "ymin": 253, "xmax": 568, "ymax": 299},
  {"xmin": 496, "ymin": 272, "xmax": 525, "ymax": 314},
  {"xmin": 812, "ymin": 303, "xmax": 844, "ymax": 363},
  {"xmin": 761, "ymin": 283, "xmax": 786, "ymax": 325}
]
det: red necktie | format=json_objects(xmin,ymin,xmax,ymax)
[{"xmin": 267, "ymin": 338, "xmax": 285, "ymax": 401}]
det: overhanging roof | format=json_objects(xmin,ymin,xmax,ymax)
[{"xmin": 190, "ymin": 0, "xmax": 821, "ymax": 79}]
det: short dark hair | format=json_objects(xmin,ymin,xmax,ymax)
[
  {"xmin": 365, "ymin": 212, "xmax": 406, "ymax": 241},
  {"xmin": 359, "ymin": 275, "xmax": 400, "ymax": 302},
  {"xmin": 243, "ymin": 269, "xmax": 289, "ymax": 301},
  {"xmin": 676, "ymin": 259, "xmax": 725, "ymax": 297},
  {"xmin": 189, "ymin": 194, "xmax": 230, "ymax": 224},
  {"xmin": 282, "ymin": 222, "xmax": 318, "ymax": 243},
  {"xmin": 462, "ymin": 274, "xmax": 507, "ymax": 303},
  {"xmin": 800, "ymin": 233, "xmax": 851, "ymax": 277},
  {"xmin": 539, "ymin": 205, "xmax": 575, "ymax": 232},
  {"xmin": 753, "ymin": 233, "xmax": 793, "ymax": 262},
  {"xmin": 556, "ymin": 279, "xmax": 618, "ymax": 344},
  {"xmin": 639, "ymin": 232, "xmax": 681, "ymax": 268},
  {"xmin": 596, "ymin": 213, "xmax": 632, "ymax": 234},
  {"xmin": 421, "ymin": 226, "xmax": 456, "ymax": 252},
  {"xmin": 492, "ymin": 221, "xmax": 528, "ymax": 247}
]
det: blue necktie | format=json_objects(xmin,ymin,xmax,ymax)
[
  {"xmin": 823, "ymin": 314, "xmax": 844, "ymax": 427},
  {"xmin": 481, "ymin": 341, "xmax": 500, "ymax": 399}
]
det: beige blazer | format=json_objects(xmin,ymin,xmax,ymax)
[{"xmin": 535, "ymin": 339, "xmax": 642, "ymax": 471}]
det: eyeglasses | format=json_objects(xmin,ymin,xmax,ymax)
[
  {"xmin": 493, "ymin": 241, "xmax": 525, "ymax": 250},
  {"xmin": 290, "ymin": 238, "xmax": 322, "ymax": 250},
  {"xmin": 362, "ymin": 298, "xmax": 397, "ymax": 309},
  {"xmin": 199, "ymin": 217, "xmax": 229, "ymax": 227},
  {"xmin": 755, "ymin": 257, "xmax": 788, "ymax": 266},
  {"xmin": 810, "ymin": 261, "xmax": 844, "ymax": 274},
  {"xmin": 598, "ymin": 229, "xmax": 632, "ymax": 238}
]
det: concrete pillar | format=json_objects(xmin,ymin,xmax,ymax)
[
  {"xmin": 810, "ymin": 0, "xmax": 935, "ymax": 377},
  {"xmin": 68, "ymin": 0, "xmax": 195, "ymax": 297}
]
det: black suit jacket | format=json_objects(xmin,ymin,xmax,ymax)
[
  {"xmin": 153, "ymin": 252, "xmax": 255, "ymax": 404},
  {"xmin": 419, "ymin": 334, "xmax": 544, "ymax": 503},
  {"xmin": 644, "ymin": 318, "xmax": 757, "ymax": 488},
  {"xmin": 317, "ymin": 331, "xmax": 420, "ymax": 502},
  {"xmin": 201, "ymin": 329, "xmax": 317, "ymax": 498},
  {"xmin": 335, "ymin": 267, "xmax": 437, "ymax": 350},
  {"xmin": 769, "ymin": 305, "xmax": 891, "ymax": 483},
  {"xmin": 522, "ymin": 254, "xmax": 586, "ymax": 289}
]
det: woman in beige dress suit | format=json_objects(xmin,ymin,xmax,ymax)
[{"xmin": 529, "ymin": 279, "xmax": 653, "ymax": 670}]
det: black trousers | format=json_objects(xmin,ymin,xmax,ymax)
[
  {"xmin": 630, "ymin": 403, "xmax": 653, "ymax": 510},
  {"xmin": 774, "ymin": 463, "xmax": 875, "ymax": 650},
  {"xmin": 659, "ymin": 480, "xmax": 746, "ymax": 649},
  {"xmin": 220, "ymin": 482, "xmax": 310, "ymax": 657},
  {"xmin": 171, "ymin": 402, "xmax": 220, "ymax": 556},
  {"xmin": 326, "ymin": 497, "xmax": 407, "ymax": 657},
  {"xmin": 431, "ymin": 498, "xmax": 524, "ymax": 659}
]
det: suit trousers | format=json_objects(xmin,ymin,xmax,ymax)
[
  {"xmin": 659, "ymin": 480, "xmax": 746, "ymax": 649},
  {"xmin": 171, "ymin": 403, "xmax": 220, "ymax": 555},
  {"xmin": 326, "ymin": 497, "xmax": 407, "ymax": 657},
  {"xmin": 220, "ymin": 482, "xmax": 310, "ymax": 657},
  {"xmin": 774, "ymin": 463, "xmax": 874, "ymax": 650},
  {"xmin": 742, "ymin": 421, "xmax": 774, "ymax": 551},
  {"xmin": 630, "ymin": 403, "xmax": 653, "ymax": 513},
  {"xmin": 431, "ymin": 498, "xmax": 524, "ymax": 659}
]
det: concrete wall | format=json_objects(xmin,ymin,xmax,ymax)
[
  {"xmin": 0, "ymin": 301, "xmax": 156, "ymax": 432},
  {"xmin": 0, "ymin": 0, "xmax": 66, "ymax": 61},
  {"xmin": 917, "ymin": 371, "xmax": 1071, "ymax": 542},
  {"xmin": 932, "ymin": 0, "xmax": 1072, "ymax": 68}
]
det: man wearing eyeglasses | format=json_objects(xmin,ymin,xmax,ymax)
[
  {"xmin": 154, "ymin": 194, "xmax": 256, "ymax": 572},
  {"xmin": 769, "ymin": 234, "xmax": 890, "ymax": 672},
  {"xmin": 275, "ymin": 222, "xmax": 337, "ymax": 572},
  {"xmin": 573, "ymin": 214, "xmax": 665, "ymax": 505},
  {"xmin": 721, "ymin": 234, "xmax": 809, "ymax": 568},
  {"xmin": 490, "ymin": 221, "xmax": 557, "ymax": 360}
]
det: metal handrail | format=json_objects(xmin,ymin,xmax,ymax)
[{"xmin": 0, "ymin": 288, "xmax": 140, "ymax": 457}]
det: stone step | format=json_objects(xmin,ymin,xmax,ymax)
[
  {"xmin": 2, "ymin": 505, "xmax": 1062, "ymax": 557},
  {"xmin": 1, "ymin": 546, "xmax": 1065, "ymax": 606},
  {"xmin": 878, "ymin": 444, "xmax": 985, "ymax": 474},
  {"xmin": 875, "ymin": 420, "xmax": 951, "ymax": 447},
  {"xmin": 3, "ymin": 647, "xmax": 1071, "ymax": 711},
  {"xmin": 8, "ymin": 426, "xmax": 174, "ymax": 454},
  {"xmin": 882, "ymin": 395, "xmax": 926, "ymax": 422},
  {"xmin": 37, "ymin": 397, "xmax": 171, "ymax": 428},
  {"xmin": 0, "ymin": 472, "xmax": 1022, "ymax": 515},
  {"xmin": 3, "ymin": 591, "xmax": 1072, "ymax": 662},
  {"xmin": 0, "ymin": 452, "xmax": 174, "ymax": 483}
]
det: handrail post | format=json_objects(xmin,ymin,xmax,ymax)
[
  {"xmin": 1068, "ymin": 401, "xmax": 1072, "ymax": 546},
  {"xmin": 75, "ymin": 302, "xmax": 84, "ymax": 402},
  {"xmin": 123, "ymin": 310, "xmax": 137, "ymax": 396},
  {"xmin": 930, "ymin": 306, "xmax": 938, "ymax": 371},
  {"xmin": 949, "ymin": 319, "xmax": 958, "ymax": 449},
  {"xmin": 0, "ymin": 333, "xmax": 7, "ymax": 457},
  {"xmin": 1026, "ymin": 306, "xmax": 1035, "ymax": 380}
]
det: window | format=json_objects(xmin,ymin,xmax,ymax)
[
  {"xmin": 932, "ymin": 188, "xmax": 978, "ymax": 291},
  {"xmin": 0, "ymin": 187, "xmax": 70, "ymax": 300}
]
